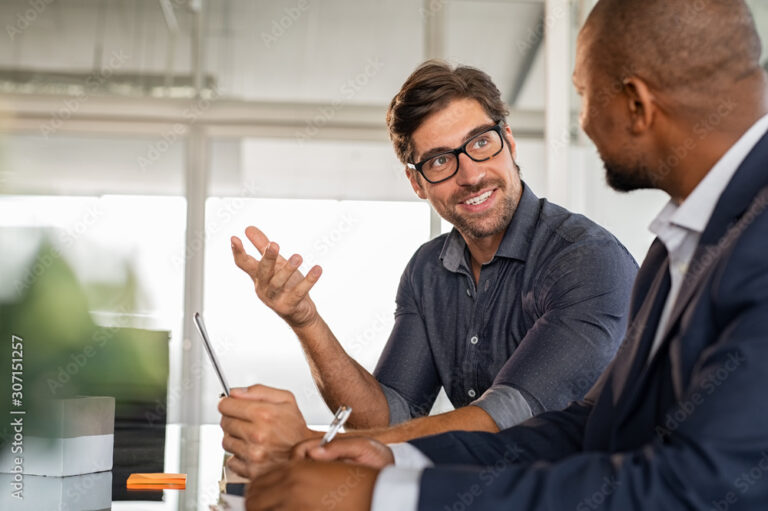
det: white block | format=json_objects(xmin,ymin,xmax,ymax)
[
  {"xmin": 0, "ymin": 471, "xmax": 111, "ymax": 511},
  {"xmin": 0, "ymin": 397, "xmax": 115, "ymax": 477}
]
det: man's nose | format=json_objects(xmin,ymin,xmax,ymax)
[{"xmin": 454, "ymin": 153, "xmax": 486, "ymax": 186}]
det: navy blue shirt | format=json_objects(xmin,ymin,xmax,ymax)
[{"xmin": 373, "ymin": 184, "xmax": 638, "ymax": 427}]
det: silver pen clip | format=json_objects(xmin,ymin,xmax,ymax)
[{"xmin": 321, "ymin": 405, "xmax": 352, "ymax": 446}]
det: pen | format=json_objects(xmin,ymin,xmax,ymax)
[{"xmin": 320, "ymin": 405, "xmax": 352, "ymax": 446}]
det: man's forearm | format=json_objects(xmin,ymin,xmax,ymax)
[
  {"xmin": 292, "ymin": 314, "xmax": 390, "ymax": 428},
  {"xmin": 350, "ymin": 405, "xmax": 499, "ymax": 444}
]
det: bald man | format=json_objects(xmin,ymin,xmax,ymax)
[{"xmin": 243, "ymin": 1, "xmax": 768, "ymax": 509}]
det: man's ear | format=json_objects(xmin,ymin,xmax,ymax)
[
  {"xmin": 406, "ymin": 167, "xmax": 428, "ymax": 200},
  {"xmin": 622, "ymin": 77, "xmax": 656, "ymax": 135},
  {"xmin": 503, "ymin": 124, "xmax": 518, "ymax": 159}
]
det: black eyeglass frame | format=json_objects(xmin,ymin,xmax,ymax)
[{"xmin": 406, "ymin": 121, "xmax": 507, "ymax": 184}]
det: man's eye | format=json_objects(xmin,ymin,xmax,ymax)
[
  {"xmin": 472, "ymin": 137, "xmax": 490, "ymax": 149},
  {"xmin": 429, "ymin": 155, "xmax": 449, "ymax": 169}
]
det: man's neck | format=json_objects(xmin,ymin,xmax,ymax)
[
  {"xmin": 463, "ymin": 231, "xmax": 505, "ymax": 284},
  {"xmin": 665, "ymin": 82, "xmax": 768, "ymax": 201}
]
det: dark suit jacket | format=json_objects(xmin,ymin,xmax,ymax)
[{"xmin": 410, "ymin": 131, "xmax": 768, "ymax": 510}]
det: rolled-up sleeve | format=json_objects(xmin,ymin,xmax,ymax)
[
  {"xmin": 374, "ymin": 257, "xmax": 441, "ymax": 425},
  {"xmin": 471, "ymin": 384, "xmax": 533, "ymax": 430}
]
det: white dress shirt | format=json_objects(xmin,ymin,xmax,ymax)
[
  {"xmin": 647, "ymin": 112, "xmax": 768, "ymax": 361},
  {"xmin": 370, "ymin": 113, "xmax": 768, "ymax": 511}
]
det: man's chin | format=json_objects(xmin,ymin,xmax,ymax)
[{"xmin": 605, "ymin": 165, "xmax": 656, "ymax": 193}]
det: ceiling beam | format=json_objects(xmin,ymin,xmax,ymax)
[{"xmin": 0, "ymin": 92, "xmax": 545, "ymax": 140}]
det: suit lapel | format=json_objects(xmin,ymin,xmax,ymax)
[
  {"xmin": 609, "ymin": 240, "xmax": 671, "ymax": 407},
  {"xmin": 643, "ymin": 128, "xmax": 768, "ymax": 384}
]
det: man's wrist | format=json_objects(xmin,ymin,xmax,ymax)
[{"xmin": 289, "ymin": 309, "xmax": 323, "ymax": 332}]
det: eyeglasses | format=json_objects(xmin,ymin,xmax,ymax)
[{"xmin": 407, "ymin": 122, "xmax": 506, "ymax": 184}]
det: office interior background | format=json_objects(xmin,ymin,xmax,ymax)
[{"xmin": 2, "ymin": 0, "xmax": 768, "ymax": 430}]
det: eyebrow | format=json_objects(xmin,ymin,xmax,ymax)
[{"xmin": 416, "ymin": 122, "xmax": 497, "ymax": 162}]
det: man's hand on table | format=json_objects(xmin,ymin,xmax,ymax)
[
  {"xmin": 219, "ymin": 385, "xmax": 322, "ymax": 479},
  {"xmin": 231, "ymin": 226, "xmax": 322, "ymax": 329}
]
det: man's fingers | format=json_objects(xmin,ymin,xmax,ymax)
[
  {"xmin": 230, "ymin": 236, "xmax": 261, "ymax": 278},
  {"xmin": 244, "ymin": 226, "xmax": 270, "ymax": 255},
  {"xmin": 255, "ymin": 241, "xmax": 280, "ymax": 285},
  {"xmin": 306, "ymin": 438, "xmax": 370, "ymax": 462},
  {"xmin": 222, "ymin": 433, "xmax": 250, "ymax": 458},
  {"xmin": 226, "ymin": 454, "xmax": 252, "ymax": 479},
  {"xmin": 268, "ymin": 253, "xmax": 304, "ymax": 292},
  {"xmin": 219, "ymin": 397, "xmax": 255, "ymax": 422},
  {"xmin": 287, "ymin": 265, "xmax": 322, "ymax": 301},
  {"xmin": 291, "ymin": 437, "xmax": 324, "ymax": 460},
  {"xmin": 220, "ymin": 414, "xmax": 256, "ymax": 440},
  {"xmin": 230, "ymin": 384, "xmax": 297, "ymax": 404}
]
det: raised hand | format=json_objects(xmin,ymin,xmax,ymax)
[{"xmin": 231, "ymin": 226, "xmax": 323, "ymax": 328}]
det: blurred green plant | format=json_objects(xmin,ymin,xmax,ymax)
[{"xmin": 0, "ymin": 239, "xmax": 169, "ymax": 448}]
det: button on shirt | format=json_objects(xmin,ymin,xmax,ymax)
[{"xmin": 373, "ymin": 184, "xmax": 638, "ymax": 430}]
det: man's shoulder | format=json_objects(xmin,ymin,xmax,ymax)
[
  {"xmin": 531, "ymin": 197, "xmax": 637, "ymax": 268},
  {"xmin": 406, "ymin": 233, "xmax": 451, "ymax": 269}
]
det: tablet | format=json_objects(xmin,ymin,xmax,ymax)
[{"xmin": 193, "ymin": 312, "xmax": 231, "ymax": 397}]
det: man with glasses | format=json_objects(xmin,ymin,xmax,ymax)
[{"xmin": 219, "ymin": 61, "xmax": 638, "ymax": 479}]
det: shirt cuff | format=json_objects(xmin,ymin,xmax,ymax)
[
  {"xmin": 378, "ymin": 382, "xmax": 414, "ymax": 425},
  {"xmin": 390, "ymin": 442, "xmax": 434, "ymax": 469},
  {"xmin": 470, "ymin": 384, "xmax": 533, "ymax": 430},
  {"xmin": 370, "ymin": 466, "xmax": 423, "ymax": 511}
]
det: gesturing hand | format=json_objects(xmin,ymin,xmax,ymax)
[{"xmin": 231, "ymin": 226, "xmax": 322, "ymax": 328}]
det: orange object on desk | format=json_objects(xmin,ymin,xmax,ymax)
[{"xmin": 127, "ymin": 473, "xmax": 187, "ymax": 490}]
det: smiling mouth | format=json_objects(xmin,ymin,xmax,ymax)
[{"xmin": 462, "ymin": 190, "xmax": 494, "ymax": 206}]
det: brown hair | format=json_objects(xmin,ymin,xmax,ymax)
[{"xmin": 386, "ymin": 60, "xmax": 510, "ymax": 165}]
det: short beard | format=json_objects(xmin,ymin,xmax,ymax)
[
  {"xmin": 604, "ymin": 160, "xmax": 657, "ymax": 192},
  {"xmin": 445, "ymin": 179, "xmax": 518, "ymax": 239}
]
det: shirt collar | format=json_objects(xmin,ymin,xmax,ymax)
[
  {"xmin": 650, "ymin": 113, "xmax": 768, "ymax": 236},
  {"xmin": 439, "ymin": 183, "xmax": 540, "ymax": 273}
]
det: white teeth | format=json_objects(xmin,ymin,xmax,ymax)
[{"xmin": 464, "ymin": 190, "xmax": 493, "ymax": 206}]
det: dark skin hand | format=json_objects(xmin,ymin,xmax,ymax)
[
  {"xmin": 246, "ymin": 459, "xmax": 379, "ymax": 511},
  {"xmin": 292, "ymin": 436, "xmax": 396, "ymax": 470}
]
